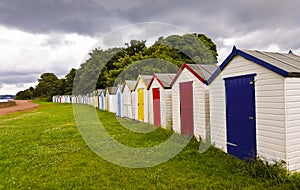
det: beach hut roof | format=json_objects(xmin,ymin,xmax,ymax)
[
  {"xmin": 170, "ymin": 63, "xmax": 218, "ymax": 86},
  {"xmin": 140, "ymin": 75, "xmax": 153, "ymax": 85},
  {"xmin": 122, "ymin": 80, "xmax": 136, "ymax": 92},
  {"xmin": 106, "ymin": 87, "xmax": 117, "ymax": 95},
  {"xmin": 207, "ymin": 46, "xmax": 300, "ymax": 84},
  {"xmin": 100, "ymin": 90, "xmax": 106, "ymax": 96},
  {"xmin": 133, "ymin": 75, "xmax": 153, "ymax": 90},
  {"xmin": 147, "ymin": 73, "xmax": 176, "ymax": 89},
  {"xmin": 95, "ymin": 89, "xmax": 104, "ymax": 96}
]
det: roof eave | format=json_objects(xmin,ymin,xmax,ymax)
[
  {"xmin": 207, "ymin": 46, "xmax": 290, "ymax": 85},
  {"xmin": 170, "ymin": 63, "xmax": 206, "ymax": 86},
  {"xmin": 287, "ymin": 72, "xmax": 300, "ymax": 77}
]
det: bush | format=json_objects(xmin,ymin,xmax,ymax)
[
  {"xmin": 247, "ymin": 158, "xmax": 287, "ymax": 182},
  {"xmin": 240, "ymin": 156, "xmax": 300, "ymax": 187}
]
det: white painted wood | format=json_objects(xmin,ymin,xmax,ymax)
[
  {"xmin": 110, "ymin": 94, "xmax": 117, "ymax": 113},
  {"xmin": 285, "ymin": 77, "xmax": 300, "ymax": 171},
  {"xmin": 105, "ymin": 88, "xmax": 117, "ymax": 113},
  {"xmin": 209, "ymin": 76, "xmax": 227, "ymax": 151},
  {"xmin": 133, "ymin": 76, "xmax": 150, "ymax": 122},
  {"xmin": 148, "ymin": 77, "xmax": 173, "ymax": 129},
  {"xmin": 105, "ymin": 90, "xmax": 109, "ymax": 111},
  {"xmin": 132, "ymin": 91, "xmax": 136, "ymax": 120},
  {"xmin": 148, "ymin": 87, "xmax": 154, "ymax": 125},
  {"xmin": 172, "ymin": 68, "xmax": 209, "ymax": 140},
  {"xmin": 210, "ymin": 55, "xmax": 287, "ymax": 166},
  {"xmin": 122, "ymin": 83, "xmax": 133, "ymax": 119}
]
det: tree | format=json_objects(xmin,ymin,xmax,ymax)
[
  {"xmin": 105, "ymin": 33, "xmax": 218, "ymax": 85},
  {"xmin": 34, "ymin": 73, "xmax": 59, "ymax": 100},
  {"xmin": 15, "ymin": 33, "xmax": 218, "ymax": 99},
  {"xmin": 73, "ymin": 47, "xmax": 124, "ymax": 94},
  {"xmin": 64, "ymin": 68, "xmax": 77, "ymax": 95},
  {"xmin": 154, "ymin": 33, "xmax": 218, "ymax": 64},
  {"xmin": 55, "ymin": 79, "xmax": 66, "ymax": 96},
  {"xmin": 15, "ymin": 87, "xmax": 34, "ymax": 100}
]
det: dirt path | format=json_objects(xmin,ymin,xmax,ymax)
[{"xmin": 0, "ymin": 100, "xmax": 39, "ymax": 117}]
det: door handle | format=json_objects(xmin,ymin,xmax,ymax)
[
  {"xmin": 248, "ymin": 116, "xmax": 254, "ymax": 120},
  {"xmin": 227, "ymin": 142, "xmax": 237, "ymax": 147}
]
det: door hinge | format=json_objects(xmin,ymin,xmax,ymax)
[{"xmin": 249, "ymin": 79, "xmax": 256, "ymax": 85}]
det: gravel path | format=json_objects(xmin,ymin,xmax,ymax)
[{"xmin": 0, "ymin": 100, "xmax": 38, "ymax": 117}]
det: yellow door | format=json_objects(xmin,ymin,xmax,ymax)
[
  {"xmin": 94, "ymin": 95, "xmax": 98, "ymax": 108},
  {"xmin": 138, "ymin": 88, "xmax": 144, "ymax": 121}
]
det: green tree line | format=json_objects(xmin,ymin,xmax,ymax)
[
  {"xmin": 15, "ymin": 69, "xmax": 77, "ymax": 101},
  {"xmin": 16, "ymin": 33, "xmax": 218, "ymax": 101}
]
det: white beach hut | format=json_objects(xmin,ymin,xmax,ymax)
[
  {"xmin": 116, "ymin": 84, "xmax": 123, "ymax": 117},
  {"xmin": 95, "ymin": 89, "xmax": 103, "ymax": 109},
  {"xmin": 147, "ymin": 73, "xmax": 176, "ymax": 129},
  {"xmin": 208, "ymin": 46, "xmax": 300, "ymax": 171},
  {"xmin": 88, "ymin": 92, "xmax": 94, "ymax": 106},
  {"xmin": 94, "ymin": 90, "xmax": 100, "ymax": 108},
  {"xmin": 170, "ymin": 63, "xmax": 217, "ymax": 139},
  {"xmin": 52, "ymin": 96, "xmax": 57, "ymax": 103},
  {"xmin": 121, "ymin": 80, "xmax": 136, "ymax": 119},
  {"xmin": 133, "ymin": 75, "xmax": 152, "ymax": 122},
  {"xmin": 105, "ymin": 87, "xmax": 117, "ymax": 113},
  {"xmin": 72, "ymin": 95, "xmax": 76, "ymax": 104},
  {"xmin": 99, "ymin": 90, "xmax": 106, "ymax": 110}
]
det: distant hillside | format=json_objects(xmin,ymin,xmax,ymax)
[{"xmin": 0, "ymin": 95, "xmax": 14, "ymax": 100}]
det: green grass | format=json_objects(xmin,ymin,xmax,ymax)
[{"xmin": 0, "ymin": 101, "xmax": 299, "ymax": 189}]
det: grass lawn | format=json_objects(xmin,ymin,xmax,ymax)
[{"xmin": 0, "ymin": 101, "xmax": 299, "ymax": 189}]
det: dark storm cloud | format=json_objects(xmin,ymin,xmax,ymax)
[
  {"xmin": 116, "ymin": 0, "xmax": 300, "ymax": 38},
  {"xmin": 0, "ymin": 0, "xmax": 111, "ymax": 35},
  {"xmin": 0, "ymin": 0, "xmax": 299, "ymax": 39},
  {"xmin": 110, "ymin": 0, "xmax": 300, "ymax": 52},
  {"xmin": 1, "ymin": 0, "xmax": 300, "ymax": 94}
]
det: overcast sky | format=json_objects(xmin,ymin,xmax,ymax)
[{"xmin": 1, "ymin": 0, "xmax": 300, "ymax": 95}]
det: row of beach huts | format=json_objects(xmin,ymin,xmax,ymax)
[{"xmin": 53, "ymin": 46, "xmax": 300, "ymax": 171}]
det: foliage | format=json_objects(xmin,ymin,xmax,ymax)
[
  {"xmin": 0, "ymin": 102, "xmax": 299, "ymax": 189},
  {"xmin": 246, "ymin": 157, "xmax": 288, "ymax": 180},
  {"xmin": 15, "ymin": 87, "xmax": 34, "ymax": 100},
  {"xmin": 33, "ymin": 73, "xmax": 59, "ymax": 99},
  {"xmin": 239, "ymin": 157, "xmax": 300, "ymax": 188},
  {"xmin": 16, "ymin": 33, "xmax": 218, "ymax": 97},
  {"xmin": 15, "ymin": 69, "xmax": 77, "ymax": 101},
  {"xmin": 72, "ymin": 33, "xmax": 218, "ymax": 94},
  {"xmin": 103, "ymin": 33, "xmax": 218, "ymax": 87},
  {"xmin": 72, "ymin": 47, "xmax": 125, "ymax": 94},
  {"xmin": 64, "ymin": 68, "xmax": 77, "ymax": 95}
]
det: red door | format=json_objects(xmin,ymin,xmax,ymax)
[
  {"xmin": 153, "ymin": 88, "xmax": 161, "ymax": 126},
  {"xmin": 180, "ymin": 81, "xmax": 194, "ymax": 135}
]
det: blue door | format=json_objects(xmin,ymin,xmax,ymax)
[
  {"xmin": 117, "ymin": 92, "xmax": 121, "ymax": 117},
  {"xmin": 225, "ymin": 74, "xmax": 256, "ymax": 160},
  {"xmin": 101, "ymin": 95, "xmax": 104, "ymax": 110}
]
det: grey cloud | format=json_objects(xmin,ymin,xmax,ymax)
[
  {"xmin": 1, "ymin": 0, "xmax": 300, "ymax": 94},
  {"xmin": 0, "ymin": 0, "xmax": 299, "ymax": 40},
  {"xmin": 237, "ymin": 28, "xmax": 300, "ymax": 51},
  {"xmin": 0, "ymin": 0, "xmax": 110, "ymax": 35},
  {"xmin": 0, "ymin": 72, "xmax": 38, "ymax": 86},
  {"xmin": 116, "ymin": 0, "xmax": 300, "ymax": 38},
  {"xmin": 40, "ymin": 33, "xmax": 75, "ymax": 47}
]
